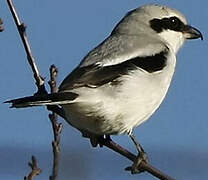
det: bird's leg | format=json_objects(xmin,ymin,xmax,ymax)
[
  {"xmin": 129, "ymin": 133, "xmax": 146, "ymax": 155},
  {"xmin": 126, "ymin": 133, "xmax": 149, "ymax": 174}
]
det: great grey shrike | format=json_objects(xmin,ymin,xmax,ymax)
[{"xmin": 6, "ymin": 4, "xmax": 203, "ymax": 162}]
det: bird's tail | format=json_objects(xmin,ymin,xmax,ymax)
[{"xmin": 5, "ymin": 92, "xmax": 78, "ymax": 108}]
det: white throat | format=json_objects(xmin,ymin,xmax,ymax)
[{"xmin": 159, "ymin": 30, "xmax": 185, "ymax": 53}]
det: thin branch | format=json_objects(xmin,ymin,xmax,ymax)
[
  {"xmin": 7, "ymin": 0, "xmax": 45, "ymax": 91},
  {"xmin": 7, "ymin": 0, "xmax": 65, "ymax": 116},
  {"xmin": 7, "ymin": 0, "xmax": 66, "ymax": 118},
  {"xmin": 99, "ymin": 137, "xmax": 176, "ymax": 180},
  {"xmin": 48, "ymin": 65, "xmax": 62, "ymax": 180},
  {"xmin": 24, "ymin": 156, "xmax": 42, "ymax": 180}
]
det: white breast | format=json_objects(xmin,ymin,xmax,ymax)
[{"xmin": 62, "ymin": 52, "xmax": 176, "ymax": 135}]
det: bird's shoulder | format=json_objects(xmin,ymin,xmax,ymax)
[
  {"xmin": 59, "ymin": 34, "xmax": 170, "ymax": 91},
  {"xmin": 80, "ymin": 33, "xmax": 167, "ymax": 67}
]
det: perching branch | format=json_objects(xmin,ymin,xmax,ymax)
[
  {"xmin": 48, "ymin": 65, "xmax": 62, "ymax": 180},
  {"xmin": 24, "ymin": 156, "xmax": 42, "ymax": 180},
  {"xmin": 6, "ymin": 1, "xmax": 176, "ymax": 180},
  {"xmin": 99, "ymin": 137, "xmax": 176, "ymax": 180}
]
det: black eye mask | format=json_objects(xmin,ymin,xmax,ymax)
[{"xmin": 150, "ymin": 16, "xmax": 186, "ymax": 33}]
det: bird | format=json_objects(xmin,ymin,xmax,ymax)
[{"xmin": 6, "ymin": 4, "xmax": 202, "ymax": 167}]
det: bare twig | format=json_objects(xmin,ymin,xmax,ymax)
[
  {"xmin": 24, "ymin": 156, "xmax": 42, "ymax": 180},
  {"xmin": 48, "ymin": 65, "xmax": 62, "ymax": 180},
  {"xmin": 0, "ymin": 18, "xmax": 4, "ymax": 32},
  {"xmin": 7, "ymin": 0, "xmax": 45, "ymax": 91},
  {"xmin": 99, "ymin": 137, "xmax": 176, "ymax": 180},
  {"xmin": 6, "ymin": 1, "xmax": 176, "ymax": 180},
  {"xmin": 7, "ymin": 0, "xmax": 65, "ymax": 113}
]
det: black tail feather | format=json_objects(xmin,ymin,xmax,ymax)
[{"xmin": 5, "ymin": 92, "xmax": 78, "ymax": 108}]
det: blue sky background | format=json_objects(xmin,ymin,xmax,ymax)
[{"xmin": 0, "ymin": 1, "xmax": 207, "ymax": 180}]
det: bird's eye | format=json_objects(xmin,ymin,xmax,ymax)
[{"xmin": 169, "ymin": 17, "xmax": 181, "ymax": 29}]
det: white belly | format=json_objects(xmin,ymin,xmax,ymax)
[{"xmin": 62, "ymin": 56, "xmax": 176, "ymax": 135}]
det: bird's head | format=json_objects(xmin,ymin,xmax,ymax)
[{"xmin": 113, "ymin": 4, "xmax": 203, "ymax": 53}]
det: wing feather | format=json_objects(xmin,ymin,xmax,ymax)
[{"xmin": 59, "ymin": 47, "xmax": 169, "ymax": 91}]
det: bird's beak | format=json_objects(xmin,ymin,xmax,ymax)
[{"xmin": 183, "ymin": 25, "xmax": 203, "ymax": 40}]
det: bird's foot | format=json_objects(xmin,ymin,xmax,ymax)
[
  {"xmin": 126, "ymin": 133, "xmax": 149, "ymax": 174},
  {"xmin": 125, "ymin": 151, "xmax": 149, "ymax": 174}
]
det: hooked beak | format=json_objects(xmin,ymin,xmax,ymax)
[{"xmin": 183, "ymin": 25, "xmax": 203, "ymax": 40}]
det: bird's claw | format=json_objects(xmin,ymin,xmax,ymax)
[{"xmin": 125, "ymin": 151, "xmax": 149, "ymax": 174}]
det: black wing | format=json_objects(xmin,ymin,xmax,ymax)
[{"xmin": 59, "ymin": 49, "xmax": 169, "ymax": 91}]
